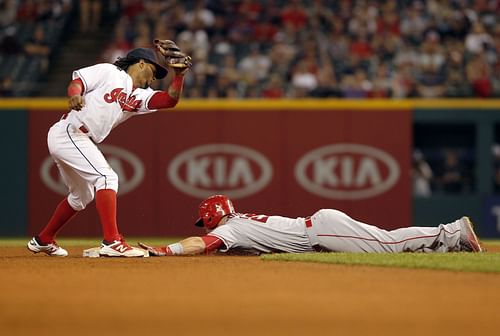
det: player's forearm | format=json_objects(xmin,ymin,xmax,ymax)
[
  {"xmin": 167, "ymin": 74, "xmax": 184, "ymax": 100},
  {"xmin": 178, "ymin": 236, "xmax": 206, "ymax": 255},
  {"xmin": 157, "ymin": 236, "xmax": 206, "ymax": 255},
  {"xmin": 147, "ymin": 75, "xmax": 185, "ymax": 109}
]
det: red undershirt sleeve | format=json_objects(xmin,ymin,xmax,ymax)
[
  {"xmin": 147, "ymin": 75, "xmax": 184, "ymax": 110},
  {"xmin": 148, "ymin": 91, "xmax": 177, "ymax": 109},
  {"xmin": 202, "ymin": 235, "xmax": 224, "ymax": 253}
]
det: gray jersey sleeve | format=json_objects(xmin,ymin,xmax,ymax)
[
  {"xmin": 208, "ymin": 225, "xmax": 238, "ymax": 252},
  {"xmin": 207, "ymin": 215, "xmax": 314, "ymax": 254}
]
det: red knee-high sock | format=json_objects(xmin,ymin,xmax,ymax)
[
  {"xmin": 96, "ymin": 189, "xmax": 120, "ymax": 242},
  {"xmin": 38, "ymin": 198, "xmax": 78, "ymax": 243}
]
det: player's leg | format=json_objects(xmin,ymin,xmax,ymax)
[
  {"xmin": 47, "ymin": 123, "xmax": 120, "ymax": 239},
  {"xmin": 27, "ymin": 142, "xmax": 97, "ymax": 256},
  {"xmin": 55, "ymin": 128, "xmax": 143, "ymax": 257},
  {"xmin": 38, "ymin": 197, "xmax": 77, "ymax": 242},
  {"xmin": 95, "ymin": 186, "xmax": 144, "ymax": 257},
  {"xmin": 311, "ymin": 209, "xmax": 465, "ymax": 253},
  {"xmin": 96, "ymin": 186, "xmax": 145, "ymax": 257},
  {"xmin": 385, "ymin": 216, "xmax": 481, "ymax": 252},
  {"xmin": 30, "ymin": 122, "xmax": 142, "ymax": 257},
  {"xmin": 28, "ymin": 124, "xmax": 84, "ymax": 256},
  {"xmin": 37, "ymin": 159, "xmax": 82, "ymax": 242},
  {"xmin": 49, "ymin": 148, "xmax": 142, "ymax": 256}
]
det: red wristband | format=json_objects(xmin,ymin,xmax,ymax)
[{"xmin": 67, "ymin": 78, "xmax": 84, "ymax": 97}]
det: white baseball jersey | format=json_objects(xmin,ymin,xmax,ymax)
[
  {"xmin": 69, "ymin": 63, "xmax": 159, "ymax": 143},
  {"xmin": 47, "ymin": 63, "xmax": 163, "ymax": 210},
  {"xmin": 208, "ymin": 213, "xmax": 316, "ymax": 253}
]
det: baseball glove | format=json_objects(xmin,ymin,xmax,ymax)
[{"xmin": 153, "ymin": 39, "xmax": 192, "ymax": 72}]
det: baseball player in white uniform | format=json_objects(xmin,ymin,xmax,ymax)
[
  {"xmin": 28, "ymin": 44, "xmax": 190, "ymax": 257},
  {"xmin": 139, "ymin": 195, "xmax": 483, "ymax": 256}
]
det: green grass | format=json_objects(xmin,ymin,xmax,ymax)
[
  {"xmin": 261, "ymin": 251, "xmax": 500, "ymax": 273},
  {"xmin": 3, "ymin": 237, "xmax": 500, "ymax": 273}
]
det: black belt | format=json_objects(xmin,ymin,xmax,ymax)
[{"xmin": 79, "ymin": 125, "xmax": 89, "ymax": 133}]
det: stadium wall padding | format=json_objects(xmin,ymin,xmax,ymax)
[
  {"xmin": 0, "ymin": 109, "xmax": 27, "ymax": 235},
  {"xmin": 0, "ymin": 99, "xmax": 500, "ymax": 238}
]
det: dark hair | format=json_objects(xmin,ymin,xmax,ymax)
[{"xmin": 113, "ymin": 56, "xmax": 139, "ymax": 72}]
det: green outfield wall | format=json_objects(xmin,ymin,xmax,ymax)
[{"xmin": 0, "ymin": 109, "xmax": 27, "ymax": 235}]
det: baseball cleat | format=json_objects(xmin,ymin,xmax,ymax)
[
  {"xmin": 99, "ymin": 236, "xmax": 145, "ymax": 257},
  {"xmin": 27, "ymin": 236, "xmax": 68, "ymax": 257},
  {"xmin": 458, "ymin": 217, "xmax": 483, "ymax": 252}
]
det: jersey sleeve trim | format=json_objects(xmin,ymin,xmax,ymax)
[
  {"xmin": 206, "ymin": 234, "xmax": 230, "ymax": 252},
  {"xmin": 201, "ymin": 235, "xmax": 224, "ymax": 253},
  {"xmin": 73, "ymin": 70, "xmax": 89, "ymax": 93},
  {"xmin": 144, "ymin": 90, "xmax": 160, "ymax": 112},
  {"xmin": 67, "ymin": 78, "xmax": 84, "ymax": 97}
]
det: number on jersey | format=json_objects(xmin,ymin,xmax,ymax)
[{"xmin": 236, "ymin": 213, "xmax": 269, "ymax": 224}]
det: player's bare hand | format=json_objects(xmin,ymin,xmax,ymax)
[
  {"xmin": 68, "ymin": 95, "xmax": 85, "ymax": 111},
  {"xmin": 138, "ymin": 242, "xmax": 169, "ymax": 256}
]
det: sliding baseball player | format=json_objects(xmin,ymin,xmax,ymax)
[{"xmin": 139, "ymin": 195, "xmax": 483, "ymax": 256}]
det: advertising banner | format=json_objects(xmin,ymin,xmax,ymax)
[{"xmin": 28, "ymin": 107, "xmax": 411, "ymax": 237}]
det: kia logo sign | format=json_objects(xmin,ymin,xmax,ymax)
[
  {"xmin": 40, "ymin": 144, "xmax": 144, "ymax": 196},
  {"xmin": 168, "ymin": 144, "xmax": 273, "ymax": 199},
  {"xmin": 295, "ymin": 144, "xmax": 400, "ymax": 200}
]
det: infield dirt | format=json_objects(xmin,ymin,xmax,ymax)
[{"xmin": 1, "ymin": 245, "xmax": 499, "ymax": 336}]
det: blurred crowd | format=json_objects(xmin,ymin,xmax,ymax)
[
  {"xmin": 0, "ymin": 0, "xmax": 73, "ymax": 96},
  {"xmin": 97, "ymin": 0, "xmax": 500, "ymax": 99},
  {"xmin": 1, "ymin": 0, "xmax": 499, "ymax": 98}
]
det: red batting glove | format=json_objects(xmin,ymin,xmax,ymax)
[{"xmin": 138, "ymin": 242, "xmax": 172, "ymax": 256}]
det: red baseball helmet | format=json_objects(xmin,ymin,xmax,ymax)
[{"xmin": 194, "ymin": 195, "xmax": 235, "ymax": 230}]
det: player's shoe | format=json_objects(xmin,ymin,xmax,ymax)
[
  {"xmin": 99, "ymin": 235, "xmax": 145, "ymax": 257},
  {"xmin": 458, "ymin": 217, "xmax": 483, "ymax": 252},
  {"xmin": 27, "ymin": 236, "xmax": 68, "ymax": 257}
]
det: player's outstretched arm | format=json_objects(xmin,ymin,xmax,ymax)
[
  {"xmin": 139, "ymin": 236, "xmax": 206, "ymax": 256},
  {"xmin": 147, "ymin": 74, "xmax": 185, "ymax": 109},
  {"xmin": 179, "ymin": 236, "xmax": 206, "ymax": 254},
  {"xmin": 146, "ymin": 38, "xmax": 192, "ymax": 110}
]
